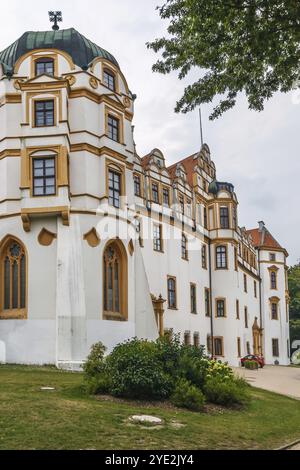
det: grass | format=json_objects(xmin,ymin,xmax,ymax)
[{"xmin": 0, "ymin": 365, "xmax": 300, "ymax": 450}]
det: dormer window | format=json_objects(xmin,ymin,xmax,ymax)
[
  {"xmin": 35, "ymin": 58, "xmax": 54, "ymax": 77},
  {"xmin": 103, "ymin": 69, "xmax": 115, "ymax": 91}
]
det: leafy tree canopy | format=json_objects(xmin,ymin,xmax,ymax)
[
  {"xmin": 288, "ymin": 262, "xmax": 300, "ymax": 320},
  {"xmin": 148, "ymin": 0, "xmax": 300, "ymax": 119}
]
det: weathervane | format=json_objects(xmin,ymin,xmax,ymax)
[{"xmin": 48, "ymin": 11, "xmax": 63, "ymax": 31}]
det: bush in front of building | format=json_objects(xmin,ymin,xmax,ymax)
[
  {"xmin": 106, "ymin": 338, "xmax": 174, "ymax": 399},
  {"xmin": 203, "ymin": 376, "xmax": 250, "ymax": 406},
  {"xmin": 171, "ymin": 378, "xmax": 205, "ymax": 411},
  {"xmin": 244, "ymin": 360, "xmax": 259, "ymax": 370},
  {"xmin": 82, "ymin": 337, "xmax": 251, "ymax": 409}
]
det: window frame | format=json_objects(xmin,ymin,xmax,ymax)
[
  {"xmin": 215, "ymin": 298, "xmax": 226, "ymax": 318},
  {"xmin": 215, "ymin": 245, "xmax": 228, "ymax": 269},
  {"xmin": 201, "ymin": 245, "xmax": 207, "ymax": 269},
  {"xmin": 181, "ymin": 233, "xmax": 188, "ymax": 260},
  {"xmin": 214, "ymin": 337, "xmax": 224, "ymax": 356},
  {"xmin": 35, "ymin": 57, "xmax": 55, "ymax": 77},
  {"xmin": 244, "ymin": 306, "xmax": 248, "ymax": 328},
  {"xmin": 167, "ymin": 276, "xmax": 177, "ymax": 309},
  {"xmin": 219, "ymin": 205, "xmax": 230, "ymax": 229},
  {"xmin": 103, "ymin": 240, "xmax": 128, "ymax": 321},
  {"xmin": 162, "ymin": 186, "xmax": 170, "ymax": 207},
  {"xmin": 205, "ymin": 288, "xmax": 210, "ymax": 317},
  {"xmin": 134, "ymin": 174, "xmax": 141, "ymax": 197},
  {"xmin": 151, "ymin": 182, "xmax": 159, "ymax": 203},
  {"xmin": 34, "ymin": 98, "xmax": 55, "ymax": 127},
  {"xmin": 108, "ymin": 169, "xmax": 122, "ymax": 208},
  {"xmin": 103, "ymin": 68, "xmax": 116, "ymax": 91},
  {"xmin": 153, "ymin": 223, "xmax": 163, "ymax": 252},
  {"xmin": 32, "ymin": 156, "xmax": 56, "ymax": 197},
  {"xmin": 190, "ymin": 283, "xmax": 197, "ymax": 314},
  {"xmin": 0, "ymin": 237, "xmax": 27, "ymax": 319},
  {"xmin": 272, "ymin": 338, "xmax": 279, "ymax": 357}
]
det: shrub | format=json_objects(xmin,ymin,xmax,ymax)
[
  {"xmin": 177, "ymin": 351, "xmax": 210, "ymax": 389},
  {"xmin": 84, "ymin": 373, "xmax": 112, "ymax": 395},
  {"xmin": 205, "ymin": 360, "xmax": 234, "ymax": 381},
  {"xmin": 204, "ymin": 376, "xmax": 250, "ymax": 406},
  {"xmin": 171, "ymin": 379, "xmax": 205, "ymax": 411},
  {"xmin": 82, "ymin": 342, "xmax": 106, "ymax": 377},
  {"xmin": 244, "ymin": 360, "xmax": 259, "ymax": 370},
  {"xmin": 106, "ymin": 338, "xmax": 173, "ymax": 399}
]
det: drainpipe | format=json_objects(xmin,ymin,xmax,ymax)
[
  {"xmin": 257, "ymin": 248, "xmax": 263, "ymax": 356},
  {"xmin": 208, "ymin": 239, "xmax": 214, "ymax": 357}
]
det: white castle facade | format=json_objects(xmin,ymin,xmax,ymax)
[{"xmin": 0, "ymin": 28, "xmax": 290, "ymax": 368}]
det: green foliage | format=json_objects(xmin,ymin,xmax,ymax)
[
  {"xmin": 171, "ymin": 379, "xmax": 205, "ymax": 411},
  {"xmin": 204, "ymin": 376, "xmax": 250, "ymax": 406},
  {"xmin": 83, "ymin": 337, "xmax": 249, "ymax": 410},
  {"xmin": 288, "ymin": 263, "xmax": 300, "ymax": 321},
  {"xmin": 244, "ymin": 360, "xmax": 259, "ymax": 370},
  {"xmin": 106, "ymin": 338, "xmax": 173, "ymax": 399},
  {"xmin": 82, "ymin": 342, "xmax": 106, "ymax": 377},
  {"xmin": 147, "ymin": 1, "xmax": 300, "ymax": 119},
  {"xmin": 290, "ymin": 319, "xmax": 300, "ymax": 345}
]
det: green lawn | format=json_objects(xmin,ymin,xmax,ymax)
[{"xmin": 0, "ymin": 365, "xmax": 299, "ymax": 450}]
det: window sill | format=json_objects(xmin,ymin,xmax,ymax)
[
  {"xmin": 103, "ymin": 312, "xmax": 127, "ymax": 322},
  {"xmin": 0, "ymin": 309, "xmax": 27, "ymax": 320},
  {"xmin": 153, "ymin": 249, "xmax": 164, "ymax": 253}
]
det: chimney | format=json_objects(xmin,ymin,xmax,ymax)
[{"xmin": 258, "ymin": 221, "xmax": 266, "ymax": 244}]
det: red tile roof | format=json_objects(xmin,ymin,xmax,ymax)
[
  {"xmin": 246, "ymin": 228, "xmax": 286, "ymax": 253},
  {"xmin": 167, "ymin": 153, "xmax": 197, "ymax": 186}
]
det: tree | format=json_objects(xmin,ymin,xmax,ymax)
[
  {"xmin": 288, "ymin": 263, "xmax": 300, "ymax": 347},
  {"xmin": 288, "ymin": 262, "xmax": 300, "ymax": 320},
  {"xmin": 148, "ymin": 0, "xmax": 300, "ymax": 120}
]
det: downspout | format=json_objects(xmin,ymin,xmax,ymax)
[
  {"xmin": 208, "ymin": 239, "xmax": 214, "ymax": 357},
  {"xmin": 257, "ymin": 248, "xmax": 263, "ymax": 356}
]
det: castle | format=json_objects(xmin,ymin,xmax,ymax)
[{"xmin": 0, "ymin": 26, "xmax": 290, "ymax": 368}]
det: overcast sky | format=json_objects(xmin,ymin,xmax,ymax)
[{"xmin": 1, "ymin": 0, "xmax": 299, "ymax": 264}]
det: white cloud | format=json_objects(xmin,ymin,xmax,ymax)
[{"xmin": 1, "ymin": 0, "xmax": 298, "ymax": 263}]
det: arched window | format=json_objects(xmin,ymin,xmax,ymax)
[
  {"xmin": 103, "ymin": 241, "xmax": 127, "ymax": 320},
  {"xmin": 0, "ymin": 237, "xmax": 27, "ymax": 318}
]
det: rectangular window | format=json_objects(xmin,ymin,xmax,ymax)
[
  {"xmin": 107, "ymin": 114, "xmax": 119, "ymax": 141},
  {"xmin": 167, "ymin": 276, "xmax": 177, "ymax": 309},
  {"xmin": 246, "ymin": 341, "xmax": 251, "ymax": 355},
  {"xmin": 153, "ymin": 224, "xmax": 163, "ymax": 252},
  {"xmin": 232, "ymin": 205, "xmax": 237, "ymax": 229},
  {"xmin": 32, "ymin": 158, "xmax": 56, "ymax": 196},
  {"xmin": 34, "ymin": 100, "xmax": 54, "ymax": 127},
  {"xmin": 244, "ymin": 307, "xmax": 248, "ymax": 328},
  {"xmin": 202, "ymin": 245, "xmax": 207, "ymax": 269},
  {"xmin": 203, "ymin": 207, "xmax": 208, "ymax": 229},
  {"xmin": 272, "ymin": 338, "xmax": 279, "ymax": 357},
  {"xmin": 184, "ymin": 331, "xmax": 191, "ymax": 346},
  {"xmin": 214, "ymin": 337, "xmax": 223, "ymax": 356},
  {"xmin": 190, "ymin": 284, "xmax": 197, "ymax": 314},
  {"xmin": 216, "ymin": 245, "xmax": 227, "ymax": 269},
  {"xmin": 234, "ymin": 247, "xmax": 238, "ymax": 271},
  {"xmin": 152, "ymin": 183, "xmax": 159, "ymax": 203},
  {"xmin": 270, "ymin": 271, "xmax": 277, "ymax": 289},
  {"xmin": 216, "ymin": 299, "xmax": 226, "ymax": 317},
  {"xmin": 103, "ymin": 69, "xmax": 115, "ymax": 91},
  {"xmin": 269, "ymin": 253, "xmax": 276, "ymax": 262},
  {"xmin": 181, "ymin": 234, "xmax": 188, "ymax": 260},
  {"xmin": 178, "ymin": 195, "xmax": 184, "ymax": 214},
  {"xmin": 254, "ymin": 281, "xmax": 257, "ymax": 298},
  {"xmin": 134, "ymin": 175, "xmax": 141, "ymax": 196},
  {"xmin": 108, "ymin": 170, "xmax": 121, "ymax": 208},
  {"xmin": 236, "ymin": 299, "xmax": 240, "ymax": 319},
  {"xmin": 194, "ymin": 333, "xmax": 200, "ymax": 348},
  {"xmin": 35, "ymin": 58, "xmax": 54, "ymax": 76},
  {"xmin": 162, "ymin": 187, "xmax": 170, "ymax": 207},
  {"xmin": 186, "ymin": 198, "xmax": 192, "ymax": 217},
  {"xmin": 271, "ymin": 302, "xmax": 278, "ymax": 320},
  {"xmin": 244, "ymin": 274, "xmax": 247, "ymax": 293},
  {"xmin": 207, "ymin": 335, "xmax": 212, "ymax": 354},
  {"xmin": 220, "ymin": 206, "xmax": 229, "ymax": 228},
  {"xmin": 205, "ymin": 288, "xmax": 210, "ymax": 317},
  {"xmin": 237, "ymin": 337, "xmax": 241, "ymax": 357}
]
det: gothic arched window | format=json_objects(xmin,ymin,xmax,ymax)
[
  {"xmin": 1, "ymin": 238, "xmax": 27, "ymax": 318},
  {"xmin": 103, "ymin": 241, "xmax": 127, "ymax": 320}
]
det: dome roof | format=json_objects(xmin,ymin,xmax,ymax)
[{"xmin": 0, "ymin": 27, "xmax": 118, "ymax": 75}]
